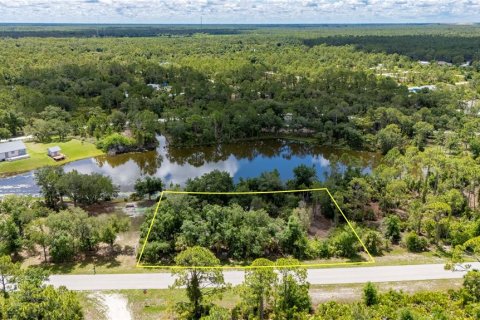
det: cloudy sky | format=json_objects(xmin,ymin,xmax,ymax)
[{"xmin": 0, "ymin": 0, "xmax": 478, "ymax": 24}]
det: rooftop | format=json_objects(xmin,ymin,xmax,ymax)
[
  {"xmin": 0, "ymin": 140, "xmax": 26, "ymax": 153},
  {"xmin": 48, "ymin": 146, "xmax": 62, "ymax": 152}
]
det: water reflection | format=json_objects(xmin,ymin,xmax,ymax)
[{"xmin": 0, "ymin": 136, "xmax": 381, "ymax": 196}]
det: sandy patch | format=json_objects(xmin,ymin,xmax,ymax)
[{"xmin": 92, "ymin": 292, "xmax": 132, "ymax": 320}]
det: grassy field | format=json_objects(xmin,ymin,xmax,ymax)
[{"xmin": 0, "ymin": 139, "xmax": 104, "ymax": 175}]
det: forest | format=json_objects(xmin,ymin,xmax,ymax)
[{"xmin": 1, "ymin": 24, "xmax": 480, "ymax": 318}]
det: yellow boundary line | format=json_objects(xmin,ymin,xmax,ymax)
[{"xmin": 136, "ymin": 188, "xmax": 376, "ymax": 269}]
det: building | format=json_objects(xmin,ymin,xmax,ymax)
[
  {"xmin": 408, "ymin": 85, "xmax": 437, "ymax": 93},
  {"xmin": 47, "ymin": 146, "xmax": 65, "ymax": 161},
  {"xmin": 47, "ymin": 146, "xmax": 62, "ymax": 157},
  {"xmin": 0, "ymin": 141, "xmax": 29, "ymax": 162}
]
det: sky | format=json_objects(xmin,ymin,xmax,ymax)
[{"xmin": 0, "ymin": 0, "xmax": 479, "ymax": 24}]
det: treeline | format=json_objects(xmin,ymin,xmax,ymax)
[
  {"xmin": 304, "ymin": 35, "xmax": 480, "ymax": 64},
  {"xmin": 0, "ymin": 25, "xmax": 244, "ymax": 38},
  {"xmin": 167, "ymin": 246, "xmax": 480, "ymax": 319}
]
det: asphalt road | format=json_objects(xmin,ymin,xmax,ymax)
[{"xmin": 47, "ymin": 263, "xmax": 479, "ymax": 291}]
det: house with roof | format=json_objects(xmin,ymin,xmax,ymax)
[{"xmin": 0, "ymin": 141, "xmax": 29, "ymax": 162}]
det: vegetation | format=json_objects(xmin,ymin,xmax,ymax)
[
  {"xmin": 3, "ymin": 23, "xmax": 480, "ymax": 318},
  {"xmin": 0, "ymin": 139, "xmax": 103, "ymax": 175},
  {"xmin": 0, "ymin": 195, "xmax": 128, "ymax": 263},
  {"xmin": 0, "ymin": 255, "xmax": 83, "ymax": 319}
]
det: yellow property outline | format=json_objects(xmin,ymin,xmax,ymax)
[{"xmin": 136, "ymin": 188, "xmax": 376, "ymax": 269}]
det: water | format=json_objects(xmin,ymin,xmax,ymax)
[{"xmin": 0, "ymin": 136, "xmax": 381, "ymax": 196}]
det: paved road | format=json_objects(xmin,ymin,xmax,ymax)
[{"xmin": 47, "ymin": 263, "xmax": 479, "ymax": 291}]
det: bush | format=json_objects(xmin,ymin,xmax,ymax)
[
  {"xmin": 463, "ymin": 270, "xmax": 480, "ymax": 302},
  {"xmin": 405, "ymin": 232, "xmax": 428, "ymax": 252},
  {"xmin": 398, "ymin": 308, "xmax": 418, "ymax": 320},
  {"xmin": 384, "ymin": 215, "xmax": 401, "ymax": 243},
  {"xmin": 305, "ymin": 239, "xmax": 331, "ymax": 259},
  {"xmin": 363, "ymin": 230, "xmax": 383, "ymax": 256},
  {"xmin": 331, "ymin": 228, "xmax": 358, "ymax": 258},
  {"xmin": 363, "ymin": 282, "xmax": 379, "ymax": 306},
  {"xmin": 50, "ymin": 233, "xmax": 75, "ymax": 262},
  {"xmin": 97, "ymin": 133, "xmax": 135, "ymax": 152}
]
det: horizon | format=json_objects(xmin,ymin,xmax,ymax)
[{"xmin": 0, "ymin": 0, "xmax": 479, "ymax": 25}]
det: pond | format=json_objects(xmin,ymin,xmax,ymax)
[{"xmin": 0, "ymin": 136, "xmax": 381, "ymax": 197}]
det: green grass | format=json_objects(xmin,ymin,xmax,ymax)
[{"xmin": 0, "ymin": 139, "xmax": 104, "ymax": 175}]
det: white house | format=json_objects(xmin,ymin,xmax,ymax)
[{"xmin": 0, "ymin": 141, "xmax": 29, "ymax": 162}]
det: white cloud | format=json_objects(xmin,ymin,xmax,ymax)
[{"xmin": 0, "ymin": 0, "xmax": 478, "ymax": 23}]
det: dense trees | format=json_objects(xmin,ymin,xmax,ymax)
[
  {"xmin": 0, "ymin": 25, "xmax": 473, "ymax": 155},
  {"xmin": 0, "ymin": 195, "xmax": 128, "ymax": 264},
  {"xmin": 0, "ymin": 256, "xmax": 83, "ymax": 319},
  {"xmin": 35, "ymin": 167, "xmax": 118, "ymax": 208}
]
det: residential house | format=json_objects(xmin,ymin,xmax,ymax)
[{"xmin": 0, "ymin": 141, "xmax": 29, "ymax": 162}]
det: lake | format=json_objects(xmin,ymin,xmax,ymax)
[{"xmin": 0, "ymin": 136, "xmax": 381, "ymax": 197}]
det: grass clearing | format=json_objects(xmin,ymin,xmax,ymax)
[{"xmin": 0, "ymin": 139, "xmax": 104, "ymax": 175}]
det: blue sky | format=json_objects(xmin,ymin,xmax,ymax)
[{"xmin": 0, "ymin": 0, "xmax": 478, "ymax": 24}]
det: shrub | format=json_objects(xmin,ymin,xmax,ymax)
[
  {"xmin": 405, "ymin": 232, "xmax": 428, "ymax": 252},
  {"xmin": 330, "ymin": 228, "xmax": 358, "ymax": 258},
  {"xmin": 97, "ymin": 133, "xmax": 135, "ymax": 152},
  {"xmin": 384, "ymin": 215, "xmax": 401, "ymax": 243},
  {"xmin": 363, "ymin": 230, "xmax": 383, "ymax": 256},
  {"xmin": 363, "ymin": 282, "xmax": 379, "ymax": 306}
]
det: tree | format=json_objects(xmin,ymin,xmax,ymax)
[
  {"xmin": 0, "ymin": 217, "xmax": 22, "ymax": 257},
  {"xmin": 0, "ymin": 255, "xmax": 18, "ymax": 298},
  {"xmin": 2, "ymin": 111, "xmax": 25, "ymax": 137},
  {"xmin": 186, "ymin": 170, "xmax": 234, "ymax": 193},
  {"xmin": 56, "ymin": 170, "xmax": 118, "ymax": 206},
  {"xmin": 130, "ymin": 110, "xmax": 158, "ymax": 146},
  {"xmin": 280, "ymin": 215, "xmax": 308, "ymax": 259},
  {"xmin": 384, "ymin": 215, "xmax": 401, "ymax": 244},
  {"xmin": 25, "ymin": 218, "xmax": 51, "ymax": 263},
  {"xmin": 377, "ymin": 124, "xmax": 404, "ymax": 154},
  {"xmin": 0, "ymin": 128, "xmax": 10, "ymax": 140},
  {"xmin": 274, "ymin": 258, "xmax": 311, "ymax": 318},
  {"xmin": 240, "ymin": 258, "xmax": 277, "ymax": 320},
  {"xmin": 98, "ymin": 215, "xmax": 129, "ymax": 252},
  {"xmin": 3, "ymin": 267, "xmax": 83, "ymax": 319},
  {"xmin": 186, "ymin": 170, "xmax": 234, "ymax": 204},
  {"xmin": 413, "ymin": 121, "xmax": 434, "ymax": 150},
  {"xmin": 34, "ymin": 167, "xmax": 64, "ymax": 210},
  {"xmin": 134, "ymin": 176, "xmax": 163, "ymax": 200},
  {"xmin": 292, "ymin": 164, "xmax": 317, "ymax": 189},
  {"xmin": 171, "ymin": 246, "xmax": 226, "ymax": 319},
  {"xmin": 363, "ymin": 282, "xmax": 379, "ymax": 306}
]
